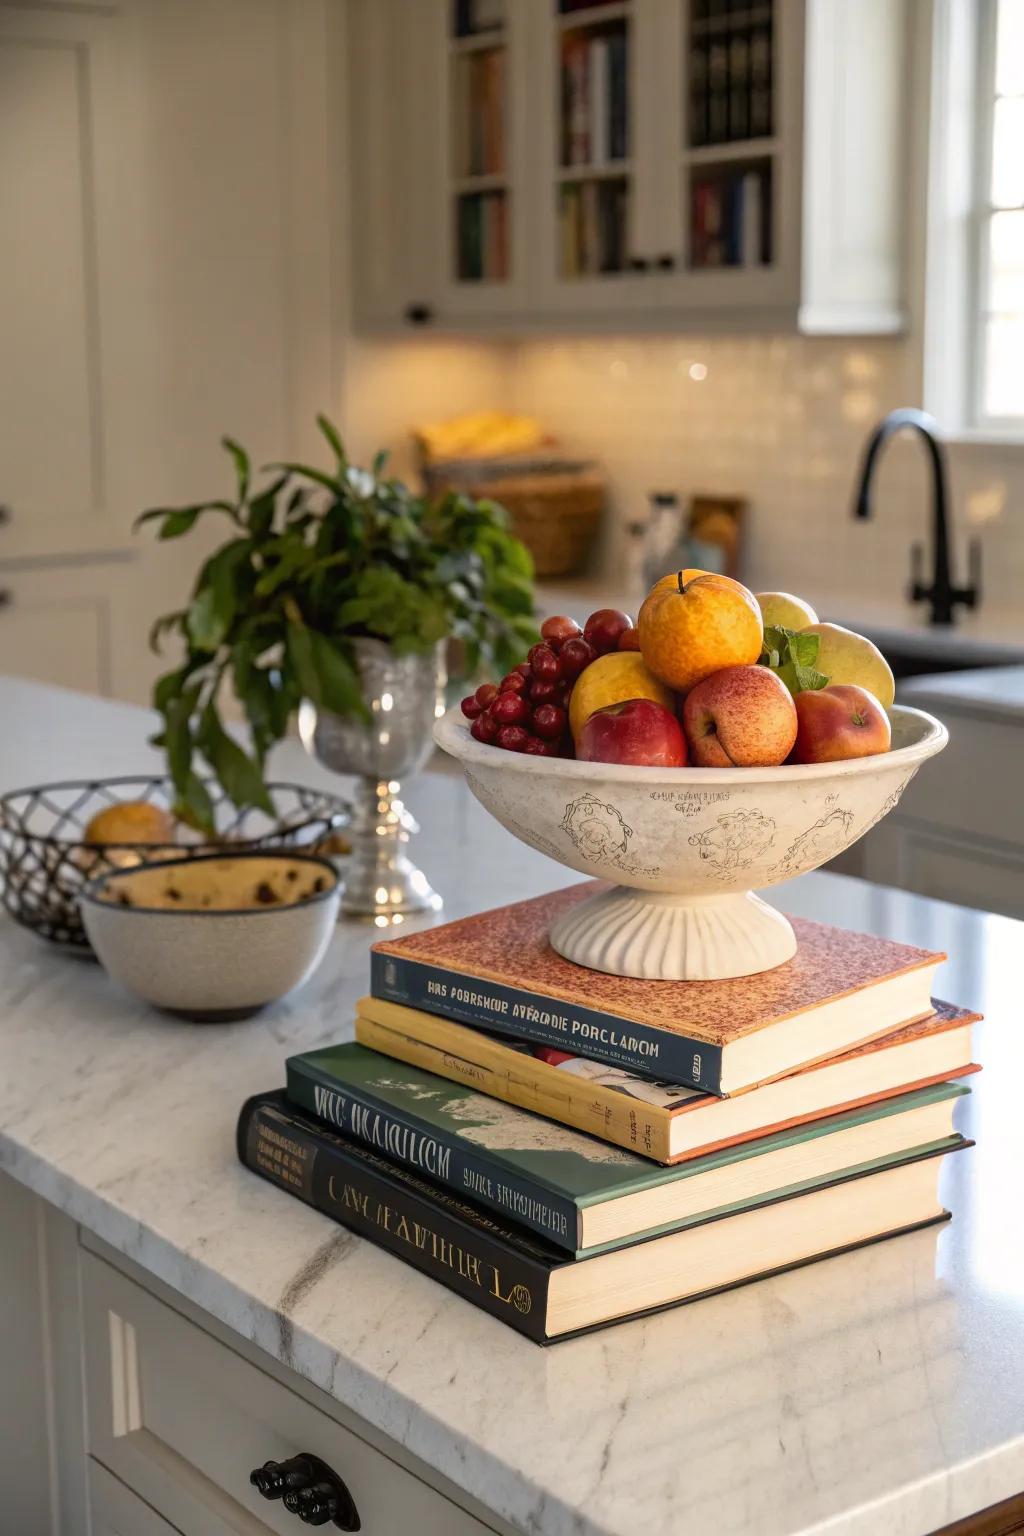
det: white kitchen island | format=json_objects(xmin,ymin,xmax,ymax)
[{"xmin": 1, "ymin": 677, "xmax": 1022, "ymax": 1536}]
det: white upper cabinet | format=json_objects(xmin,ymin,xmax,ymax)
[
  {"xmin": 346, "ymin": 0, "xmax": 908, "ymax": 335},
  {"xmin": 0, "ymin": 6, "xmax": 147, "ymax": 560}
]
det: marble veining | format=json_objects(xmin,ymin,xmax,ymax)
[{"xmin": 1, "ymin": 677, "xmax": 1023, "ymax": 1536}]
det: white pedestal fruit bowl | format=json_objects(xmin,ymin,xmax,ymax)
[{"xmin": 434, "ymin": 704, "xmax": 947, "ymax": 981}]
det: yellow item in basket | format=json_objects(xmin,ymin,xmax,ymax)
[{"xmin": 415, "ymin": 411, "xmax": 546, "ymax": 462}]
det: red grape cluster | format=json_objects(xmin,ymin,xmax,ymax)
[{"xmin": 460, "ymin": 609, "xmax": 637, "ymax": 756}]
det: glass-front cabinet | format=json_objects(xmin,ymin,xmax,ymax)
[{"xmin": 348, "ymin": 0, "xmax": 907, "ymax": 334}]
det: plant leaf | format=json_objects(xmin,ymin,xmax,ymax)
[
  {"xmin": 309, "ymin": 630, "xmax": 370, "ymax": 721},
  {"xmin": 186, "ymin": 587, "xmax": 227, "ymax": 652},
  {"xmin": 285, "ymin": 620, "xmax": 321, "ymax": 705},
  {"xmin": 164, "ymin": 695, "xmax": 195, "ymax": 794},
  {"xmin": 222, "ymin": 436, "xmax": 250, "ymax": 504},
  {"xmin": 175, "ymin": 771, "xmax": 215, "ymax": 834},
  {"xmin": 246, "ymin": 474, "xmax": 287, "ymax": 539},
  {"xmin": 198, "ymin": 703, "xmax": 274, "ymax": 814},
  {"xmin": 266, "ymin": 461, "xmax": 341, "ymax": 495},
  {"xmin": 317, "ymin": 415, "xmax": 348, "ymax": 466},
  {"xmin": 148, "ymin": 610, "xmax": 186, "ymax": 654}
]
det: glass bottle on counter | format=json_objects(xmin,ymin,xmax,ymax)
[{"xmin": 643, "ymin": 492, "xmax": 685, "ymax": 591}]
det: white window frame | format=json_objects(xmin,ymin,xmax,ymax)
[
  {"xmin": 921, "ymin": 0, "xmax": 1024, "ymax": 444},
  {"xmin": 969, "ymin": 0, "xmax": 1023, "ymax": 435}
]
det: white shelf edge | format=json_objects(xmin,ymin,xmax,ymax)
[
  {"xmin": 556, "ymin": 2, "xmax": 630, "ymax": 32},
  {"xmin": 449, "ymin": 29, "xmax": 505, "ymax": 54},
  {"xmin": 556, "ymin": 160, "xmax": 632, "ymax": 182},
  {"xmin": 684, "ymin": 138, "xmax": 779, "ymax": 165}
]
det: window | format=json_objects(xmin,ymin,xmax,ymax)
[{"xmin": 974, "ymin": 0, "xmax": 1024, "ymax": 427}]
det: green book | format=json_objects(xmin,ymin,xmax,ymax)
[{"xmin": 286, "ymin": 1043, "xmax": 968, "ymax": 1256}]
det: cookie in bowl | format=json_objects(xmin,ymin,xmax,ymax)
[{"xmin": 79, "ymin": 852, "xmax": 340, "ymax": 1020}]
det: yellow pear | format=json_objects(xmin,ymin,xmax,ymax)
[
  {"xmin": 756, "ymin": 591, "xmax": 819, "ymax": 630},
  {"xmin": 800, "ymin": 622, "xmax": 895, "ymax": 709}
]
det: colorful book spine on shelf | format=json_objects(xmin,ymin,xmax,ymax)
[
  {"xmin": 457, "ymin": 191, "xmax": 507, "ymax": 281},
  {"xmin": 690, "ymin": 164, "xmax": 770, "ymax": 270},
  {"xmin": 608, "ymin": 32, "xmax": 628, "ymax": 159},
  {"xmin": 458, "ymin": 49, "xmax": 505, "ymax": 178},
  {"xmin": 561, "ymin": 25, "xmax": 627, "ymax": 168},
  {"xmin": 589, "ymin": 37, "xmax": 610, "ymax": 165}
]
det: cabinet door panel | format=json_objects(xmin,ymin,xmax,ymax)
[
  {"xmin": 0, "ymin": 8, "xmax": 138, "ymax": 560},
  {"xmin": 0, "ymin": 590, "xmax": 108, "ymax": 696},
  {"xmin": 89, "ymin": 1459, "xmax": 184, "ymax": 1536},
  {"xmin": 867, "ymin": 825, "xmax": 1024, "ymax": 922},
  {"xmin": 82, "ymin": 1251, "xmax": 495, "ymax": 1536}
]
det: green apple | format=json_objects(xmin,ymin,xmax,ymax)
[
  {"xmin": 800, "ymin": 622, "xmax": 895, "ymax": 709},
  {"xmin": 755, "ymin": 591, "xmax": 819, "ymax": 630}
]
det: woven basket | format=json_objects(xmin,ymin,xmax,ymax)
[{"xmin": 464, "ymin": 470, "xmax": 605, "ymax": 578}]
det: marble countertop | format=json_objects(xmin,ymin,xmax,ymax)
[
  {"xmin": 1, "ymin": 676, "xmax": 1023, "ymax": 1536},
  {"xmin": 899, "ymin": 665, "xmax": 1024, "ymax": 722}
]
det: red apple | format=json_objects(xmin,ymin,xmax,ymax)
[
  {"xmin": 683, "ymin": 664, "xmax": 798, "ymax": 767},
  {"xmin": 576, "ymin": 697, "xmax": 687, "ymax": 767},
  {"xmin": 792, "ymin": 684, "xmax": 891, "ymax": 763}
]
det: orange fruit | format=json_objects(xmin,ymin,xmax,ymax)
[
  {"xmin": 568, "ymin": 652, "xmax": 676, "ymax": 742},
  {"xmin": 646, "ymin": 567, "xmax": 749, "ymax": 598},
  {"xmin": 85, "ymin": 801, "xmax": 177, "ymax": 846},
  {"xmin": 638, "ymin": 572, "xmax": 763, "ymax": 694}
]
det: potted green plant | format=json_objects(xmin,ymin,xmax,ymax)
[{"xmin": 141, "ymin": 417, "xmax": 538, "ymax": 914}]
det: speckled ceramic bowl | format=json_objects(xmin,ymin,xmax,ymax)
[
  {"xmin": 434, "ymin": 703, "xmax": 947, "ymax": 981},
  {"xmin": 79, "ymin": 852, "xmax": 340, "ymax": 1020}
]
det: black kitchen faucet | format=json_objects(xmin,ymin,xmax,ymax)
[{"xmin": 852, "ymin": 408, "xmax": 981, "ymax": 626}]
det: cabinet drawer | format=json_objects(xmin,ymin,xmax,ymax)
[
  {"xmin": 894, "ymin": 714, "xmax": 1024, "ymax": 850},
  {"xmin": 82, "ymin": 1251, "xmax": 493, "ymax": 1536},
  {"xmin": 89, "ymin": 1458, "xmax": 182, "ymax": 1536}
]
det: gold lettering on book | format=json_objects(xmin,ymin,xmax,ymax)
[{"xmin": 322, "ymin": 1174, "xmax": 532, "ymax": 1314}]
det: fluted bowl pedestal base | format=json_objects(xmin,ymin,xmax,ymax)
[{"xmin": 548, "ymin": 887, "xmax": 797, "ymax": 981}]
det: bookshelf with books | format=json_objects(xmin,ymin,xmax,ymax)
[
  {"xmin": 347, "ymin": 0, "xmax": 909, "ymax": 333},
  {"xmin": 450, "ymin": 4, "xmax": 510, "ymax": 286}
]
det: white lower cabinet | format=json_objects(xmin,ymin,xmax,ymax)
[
  {"xmin": 81, "ymin": 1250, "xmax": 496, "ymax": 1536},
  {"xmin": 89, "ymin": 1460, "xmax": 183, "ymax": 1536}
]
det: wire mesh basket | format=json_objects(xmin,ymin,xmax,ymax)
[{"xmin": 0, "ymin": 776, "xmax": 351, "ymax": 952}]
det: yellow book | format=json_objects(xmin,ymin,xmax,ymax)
[{"xmin": 355, "ymin": 994, "xmax": 977, "ymax": 1166}]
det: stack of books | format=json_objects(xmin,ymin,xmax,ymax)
[{"xmin": 239, "ymin": 884, "xmax": 979, "ymax": 1344}]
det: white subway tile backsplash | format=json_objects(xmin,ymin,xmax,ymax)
[{"xmin": 342, "ymin": 332, "xmax": 1023, "ymax": 617}]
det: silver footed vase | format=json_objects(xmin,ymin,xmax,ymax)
[{"xmin": 299, "ymin": 637, "xmax": 446, "ymax": 922}]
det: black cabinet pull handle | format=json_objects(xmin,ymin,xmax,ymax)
[
  {"xmin": 627, "ymin": 256, "xmax": 650, "ymax": 272},
  {"xmin": 655, "ymin": 253, "xmax": 676, "ymax": 270},
  {"xmin": 0, "ymin": 591, "xmax": 11, "ymax": 611},
  {"xmin": 403, "ymin": 302, "xmax": 434, "ymax": 325},
  {"xmin": 0, "ymin": 505, "xmax": 11, "ymax": 526},
  {"xmin": 250, "ymin": 1453, "xmax": 360, "ymax": 1529}
]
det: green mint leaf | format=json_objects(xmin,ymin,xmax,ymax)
[
  {"xmin": 792, "ymin": 662, "xmax": 829, "ymax": 692},
  {"xmin": 788, "ymin": 631, "xmax": 821, "ymax": 668}
]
